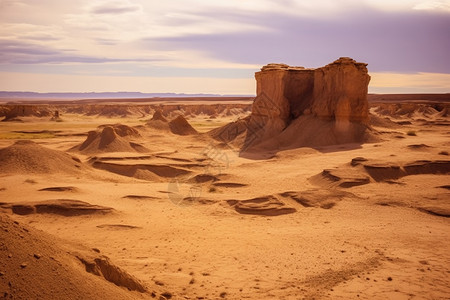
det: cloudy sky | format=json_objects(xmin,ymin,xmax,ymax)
[{"xmin": 0, "ymin": 0, "xmax": 449, "ymax": 94}]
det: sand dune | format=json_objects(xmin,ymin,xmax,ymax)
[
  {"xmin": 71, "ymin": 124, "xmax": 149, "ymax": 154},
  {"xmin": 0, "ymin": 140, "xmax": 86, "ymax": 174},
  {"xmin": 227, "ymin": 195, "xmax": 297, "ymax": 216},
  {"xmin": 0, "ymin": 214, "xmax": 158, "ymax": 299},
  {"xmin": 38, "ymin": 186, "xmax": 79, "ymax": 192},
  {"xmin": 147, "ymin": 113, "xmax": 198, "ymax": 136},
  {"xmin": 0, "ymin": 199, "xmax": 114, "ymax": 216},
  {"xmin": 168, "ymin": 115, "xmax": 198, "ymax": 135},
  {"xmin": 91, "ymin": 160, "xmax": 192, "ymax": 181},
  {"xmin": 310, "ymin": 157, "xmax": 450, "ymax": 218},
  {"xmin": 311, "ymin": 157, "xmax": 450, "ymax": 187}
]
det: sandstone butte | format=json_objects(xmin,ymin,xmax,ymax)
[
  {"xmin": 251, "ymin": 57, "xmax": 370, "ymax": 134},
  {"xmin": 234, "ymin": 57, "xmax": 372, "ymax": 152}
]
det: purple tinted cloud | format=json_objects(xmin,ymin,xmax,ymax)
[
  {"xmin": 144, "ymin": 9, "xmax": 450, "ymax": 73},
  {"xmin": 20, "ymin": 35, "xmax": 61, "ymax": 42},
  {"xmin": 0, "ymin": 40, "xmax": 161, "ymax": 64},
  {"xmin": 91, "ymin": 4, "xmax": 140, "ymax": 14},
  {"xmin": 95, "ymin": 38, "xmax": 120, "ymax": 45},
  {"xmin": 0, "ymin": 41, "xmax": 59, "ymax": 56}
]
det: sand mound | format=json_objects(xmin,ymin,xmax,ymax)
[
  {"xmin": 146, "ymin": 114, "xmax": 198, "ymax": 136},
  {"xmin": 417, "ymin": 207, "xmax": 450, "ymax": 218},
  {"xmin": 182, "ymin": 196, "xmax": 217, "ymax": 205},
  {"xmin": 0, "ymin": 214, "xmax": 152, "ymax": 299},
  {"xmin": 311, "ymin": 158, "xmax": 450, "ymax": 187},
  {"xmin": 188, "ymin": 174, "xmax": 219, "ymax": 183},
  {"xmin": 0, "ymin": 140, "xmax": 86, "ymax": 174},
  {"xmin": 72, "ymin": 124, "xmax": 148, "ymax": 154},
  {"xmin": 369, "ymin": 114, "xmax": 402, "ymax": 128},
  {"xmin": 212, "ymin": 182, "xmax": 248, "ymax": 188},
  {"xmin": 146, "ymin": 119, "xmax": 170, "ymax": 132},
  {"xmin": 208, "ymin": 117, "xmax": 250, "ymax": 148},
  {"xmin": 0, "ymin": 199, "xmax": 114, "ymax": 216},
  {"xmin": 38, "ymin": 186, "xmax": 79, "ymax": 192},
  {"xmin": 226, "ymin": 189, "xmax": 351, "ymax": 214},
  {"xmin": 407, "ymin": 144, "xmax": 432, "ymax": 150},
  {"xmin": 97, "ymin": 124, "xmax": 140, "ymax": 137},
  {"xmin": 279, "ymin": 189, "xmax": 355, "ymax": 209},
  {"xmin": 254, "ymin": 115, "xmax": 372, "ymax": 152},
  {"xmin": 75, "ymin": 254, "xmax": 147, "ymax": 292},
  {"xmin": 96, "ymin": 224, "xmax": 142, "ymax": 230},
  {"xmin": 227, "ymin": 195, "xmax": 296, "ymax": 216},
  {"xmin": 168, "ymin": 115, "xmax": 198, "ymax": 135},
  {"xmin": 313, "ymin": 169, "xmax": 371, "ymax": 188},
  {"xmin": 122, "ymin": 195, "xmax": 160, "ymax": 200},
  {"xmin": 211, "ymin": 115, "xmax": 376, "ymax": 154},
  {"xmin": 92, "ymin": 161, "xmax": 191, "ymax": 181},
  {"xmin": 146, "ymin": 111, "xmax": 170, "ymax": 132},
  {"xmin": 151, "ymin": 110, "xmax": 168, "ymax": 122},
  {"xmin": 403, "ymin": 160, "xmax": 450, "ymax": 176}
]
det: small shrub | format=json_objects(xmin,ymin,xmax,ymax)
[
  {"xmin": 406, "ymin": 130, "xmax": 417, "ymax": 136},
  {"xmin": 208, "ymin": 186, "xmax": 217, "ymax": 193}
]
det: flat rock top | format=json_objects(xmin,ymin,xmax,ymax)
[
  {"xmin": 260, "ymin": 63, "xmax": 308, "ymax": 71},
  {"xmin": 260, "ymin": 57, "xmax": 367, "ymax": 72}
]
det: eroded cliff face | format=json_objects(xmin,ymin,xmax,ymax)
[
  {"xmin": 312, "ymin": 57, "xmax": 370, "ymax": 124},
  {"xmin": 251, "ymin": 57, "xmax": 370, "ymax": 137},
  {"xmin": 209, "ymin": 57, "xmax": 374, "ymax": 154}
]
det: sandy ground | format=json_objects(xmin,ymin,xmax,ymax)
[{"xmin": 0, "ymin": 101, "xmax": 449, "ymax": 300}]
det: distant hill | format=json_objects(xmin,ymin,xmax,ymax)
[
  {"xmin": 367, "ymin": 93, "xmax": 450, "ymax": 102},
  {"xmin": 0, "ymin": 91, "xmax": 254, "ymax": 99}
]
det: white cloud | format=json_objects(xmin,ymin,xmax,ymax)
[
  {"xmin": 413, "ymin": 0, "xmax": 450, "ymax": 10},
  {"xmin": 90, "ymin": 0, "xmax": 142, "ymax": 14}
]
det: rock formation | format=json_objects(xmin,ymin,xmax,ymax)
[
  {"xmin": 251, "ymin": 57, "xmax": 370, "ymax": 135},
  {"xmin": 1, "ymin": 105, "xmax": 52, "ymax": 121},
  {"xmin": 210, "ymin": 57, "xmax": 372, "ymax": 153}
]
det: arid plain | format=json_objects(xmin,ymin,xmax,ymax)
[{"xmin": 1, "ymin": 59, "xmax": 449, "ymax": 300}]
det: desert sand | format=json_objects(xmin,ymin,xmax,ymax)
[{"xmin": 0, "ymin": 58, "xmax": 449, "ymax": 300}]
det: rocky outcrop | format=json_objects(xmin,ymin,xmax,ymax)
[
  {"xmin": 1, "ymin": 105, "xmax": 52, "ymax": 121},
  {"xmin": 312, "ymin": 58, "xmax": 370, "ymax": 124},
  {"xmin": 211, "ymin": 57, "xmax": 373, "ymax": 153},
  {"xmin": 251, "ymin": 57, "xmax": 370, "ymax": 136}
]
